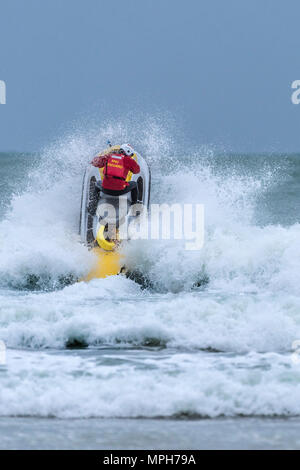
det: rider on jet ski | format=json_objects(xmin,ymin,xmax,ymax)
[{"xmin": 91, "ymin": 144, "xmax": 140, "ymax": 204}]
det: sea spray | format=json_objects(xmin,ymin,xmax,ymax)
[{"xmin": 1, "ymin": 120, "xmax": 300, "ymax": 419}]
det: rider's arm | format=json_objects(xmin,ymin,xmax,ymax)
[
  {"xmin": 124, "ymin": 157, "xmax": 140, "ymax": 174},
  {"xmin": 91, "ymin": 155, "xmax": 107, "ymax": 168}
]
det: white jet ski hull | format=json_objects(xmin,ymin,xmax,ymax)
[{"xmin": 79, "ymin": 146, "xmax": 151, "ymax": 248}]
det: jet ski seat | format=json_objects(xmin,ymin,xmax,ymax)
[{"xmin": 95, "ymin": 180, "xmax": 138, "ymax": 204}]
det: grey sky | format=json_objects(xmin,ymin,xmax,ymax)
[{"xmin": 0, "ymin": 0, "xmax": 299, "ymax": 152}]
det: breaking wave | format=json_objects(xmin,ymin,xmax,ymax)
[{"xmin": 1, "ymin": 117, "xmax": 300, "ymax": 418}]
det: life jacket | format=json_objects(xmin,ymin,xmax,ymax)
[{"xmin": 104, "ymin": 154, "xmax": 128, "ymax": 181}]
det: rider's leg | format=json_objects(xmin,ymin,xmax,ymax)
[
  {"xmin": 126, "ymin": 181, "xmax": 138, "ymax": 204},
  {"xmin": 130, "ymin": 185, "xmax": 138, "ymax": 205}
]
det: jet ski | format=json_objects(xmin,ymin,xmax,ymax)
[{"xmin": 79, "ymin": 144, "xmax": 151, "ymax": 280}]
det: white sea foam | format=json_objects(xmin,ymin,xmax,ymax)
[
  {"xmin": 1, "ymin": 119, "xmax": 300, "ymax": 418},
  {"xmin": 1, "ymin": 349, "xmax": 300, "ymax": 418}
]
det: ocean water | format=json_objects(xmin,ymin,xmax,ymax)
[{"xmin": 1, "ymin": 126, "xmax": 300, "ymax": 449}]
